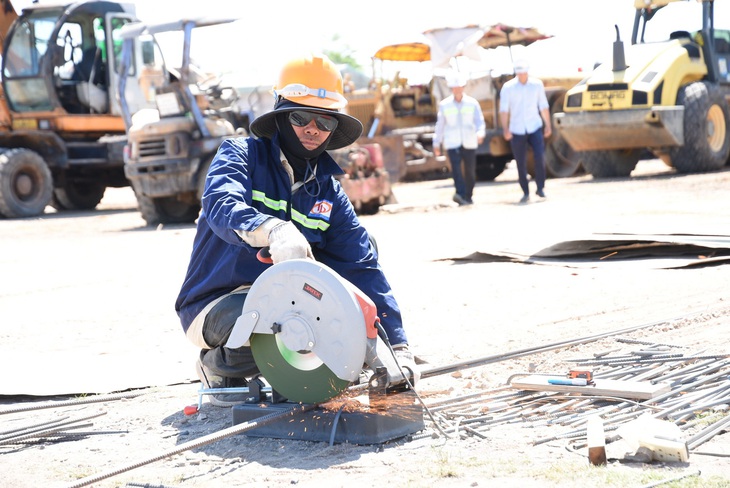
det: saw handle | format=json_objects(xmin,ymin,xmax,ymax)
[{"xmin": 257, "ymin": 247, "xmax": 273, "ymax": 264}]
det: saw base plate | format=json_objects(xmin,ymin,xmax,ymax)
[{"xmin": 231, "ymin": 392, "xmax": 425, "ymax": 445}]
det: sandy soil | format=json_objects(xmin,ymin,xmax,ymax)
[{"xmin": 1, "ymin": 159, "xmax": 729, "ymax": 488}]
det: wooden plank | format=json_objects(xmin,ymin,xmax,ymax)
[{"xmin": 510, "ymin": 375, "xmax": 671, "ymax": 400}]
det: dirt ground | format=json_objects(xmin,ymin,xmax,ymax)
[{"xmin": 1, "ymin": 158, "xmax": 730, "ymax": 488}]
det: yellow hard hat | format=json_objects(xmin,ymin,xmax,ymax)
[
  {"xmin": 273, "ymin": 54, "xmax": 347, "ymax": 110},
  {"xmin": 250, "ymin": 54, "xmax": 363, "ymax": 149}
]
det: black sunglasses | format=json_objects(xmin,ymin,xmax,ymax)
[{"xmin": 288, "ymin": 110, "xmax": 338, "ymax": 132}]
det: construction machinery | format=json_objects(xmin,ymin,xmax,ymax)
[
  {"xmin": 118, "ymin": 18, "xmax": 247, "ymax": 225},
  {"xmin": 554, "ymin": 0, "xmax": 730, "ymax": 177},
  {"xmin": 345, "ymin": 25, "xmax": 585, "ymax": 183},
  {"xmin": 328, "ymin": 141, "xmax": 395, "ymax": 215},
  {"xmin": 0, "ymin": 0, "xmax": 156, "ymax": 218},
  {"xmin": 119, "ymin": 20, "xmax": 395, "ymax": 226}
]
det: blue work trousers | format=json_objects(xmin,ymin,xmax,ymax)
[
  {"xmin": 446, "ymin": 146, "xmax": 477, "ymax": 201},
  {"xmin": 509, "ymin": 129, "xmax": 546, "ymax": 196}
]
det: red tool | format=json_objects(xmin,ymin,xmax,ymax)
[
  {"xmin": 257, "ymin": 247, "xmax": 273, "ymax": 263},
  {"xmin": 183, "ymin": 405, "xmax": 199, "ymax": 416},
  {"xmin": 568, "ymin": 370, "xmax": 594, "ymax": 384}
]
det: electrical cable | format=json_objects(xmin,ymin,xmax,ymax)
[
  {"xmin": 374, "ymin": 322, "xmax": 453, "ymax": 439},
  {"xmin": 328, "ymin": 404, "xmax": 347, "ymax": 447}
]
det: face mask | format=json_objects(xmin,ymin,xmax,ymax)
[{"xmin": 275, "ymin": 112, "xmax": 333, "ymax": 161}]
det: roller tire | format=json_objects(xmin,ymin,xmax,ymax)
[
  {"xmin": 668, "ymin": 81, "xmax": 730, "ymax": 173},
  {"xmin": 534, "ymin": 91, "xmax": 583, "ymax": 178},
  {"xmin": 581, "ymin": 149, "xmax": 641, "ymax": 178},
  {"xmin": 543, "ymin": 132, "xmax": 583, "ymax": 178}
]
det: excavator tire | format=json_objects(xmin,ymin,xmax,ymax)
[
  {"xmin": 51, "ymin": 182, "xmax": 106, "ymax": 211},
  {"xmin": 668, "ymin": 81, "xmax": 730, "ymax": 173},
  {"xmin": 137, "ymin": 193, "xmax": 200, "ymax": 226},
  {"xmin": 0, "ymin": 148, "xmax": 54, "ymax": 218},
  {"xmin": 581, "ymin": 149, "xmax": 642, "ymax": 178}
]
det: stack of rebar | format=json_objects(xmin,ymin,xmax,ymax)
[
  {"xmin": 420, "ymin": 338, "xmax": 730, "ymax": 451},
  {"xmin": 0, "ymin": 391, "xmax": 145, "ymax": 447}
]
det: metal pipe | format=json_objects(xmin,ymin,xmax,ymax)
[
  {"xmin": 65, "ymin": 403, "xmax": 319, "ymax": 488},
  {"xmin": 0, "ymin": 412, "xmax": 106, "ymax": 445},
  {"xmin": 425, "ymin": 389, "xmax": 525, "ymax": 411},
  {"xmin": 666, "ymin": 396, "xmax": 730, "ymax": 420},
  {"xmin": 533, "ymin": 423, "xmax": 620, "ymax": 446},
  {"xmin": 636, "ymin": 469, "xmax": 700, "ymax": 487},
  {"xmin": 420, "ymin": 317, "xmax": 675, "ymax": 379},
  {"xmin": 578, "ymin": 354, "xmax": 726, "ymax": 366},
  {"xmin": 670, "ymin": 367, "xmax": 730, "ymax": 390},
  {"xmin": 0, "ymin": 416, "xmax": 70, "ymax": 437},
  {"xmin": 687, "ymin": 413, "xmax": 730, "ymax": 450},
  {"xmin": 0, "ymin": 391, "xmax": 146, "ymax": 416},
  {"xmin": 658, "ymin": 359, "xmax": 728, "ymax": 383},
  {"xmin": 631, "ymin": 363, "xmax": 676, "ymax": 382},
  {"xmin": 616, "ymin": 338, "xmax": 685, "ymax": 349},
  {"xmin": 652, "ymin": 384, "xmax": 729, "ymax": 420},
  {"xmin": 0, "ymin": 422, "xmax": 95, "ymax": 445}
]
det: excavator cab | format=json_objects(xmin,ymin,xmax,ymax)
[
  {"xmin": 2, "ymin": 2, "xmax": 139, "ymax": 116},
  {"xmin": 0, "ymin": 1, "xmax": 162, "ymax": 219}
]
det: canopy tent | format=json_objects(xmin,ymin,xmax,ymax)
[
  {"xmin": 374, "ymin": 24, "xmax": 554, "ymax": 69},
  {"xmin": 477, "ymin": 23, "xmax": 552, "ymax": 49},
  {"xmin": 422, "ymin": 24, "xmax": 485, "ymax": 69},
  {"xmin": 373, "ymin": 42, "xmax": 431, "ymax": 62},
  {"xmin": 369, "ymin": 24, "xmax": 553, "ymax": 85}
]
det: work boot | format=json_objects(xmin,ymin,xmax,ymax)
[
  {"xmin": 452, "ymin": 193, "xmax": 468, "ymax": 206},
  {"xmin": 195, "ymin": 357, "xmax": 250, "ymax": 407}
]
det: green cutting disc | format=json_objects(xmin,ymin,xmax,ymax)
[{"xmin": 250, "ymin": 332, "xmax": 351, "ymax": 404}]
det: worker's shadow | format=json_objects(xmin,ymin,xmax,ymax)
[{"xmin": 159, "ymin": 404, "xmax": 412, "ymax": 474}]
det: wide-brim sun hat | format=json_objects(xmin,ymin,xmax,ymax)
[
  {"xmin": 250, "ymin": 54, "xmax": 363, "ymax": 150},
  {"xmin": 250, "ymin": 99, "xmax": 363, "ymax": 150}
]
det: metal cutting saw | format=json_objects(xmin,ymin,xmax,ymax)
[{"xmin": 225, "ymin": 258, "xmax": 413, "ymax": 404}]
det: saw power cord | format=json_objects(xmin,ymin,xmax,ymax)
[{"xmin": 375, "ymin": 322, "xmax": 453, "ymax": 440}]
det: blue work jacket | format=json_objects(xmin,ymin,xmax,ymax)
[{"xmin": 174, "ymin": 134, "xmax": 407, "ymax": 346}]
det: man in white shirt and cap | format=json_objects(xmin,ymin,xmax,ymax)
[{"xmin": 499, "ymin": 59, "xmax": 552, "ymax": 204}]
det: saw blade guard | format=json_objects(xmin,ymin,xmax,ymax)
[{"xmin": 225, "ymin": 259, "xmax": 375, "ymax": 385}]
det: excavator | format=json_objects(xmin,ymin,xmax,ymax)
[{"xmin": 0, "ymin": 0, "xmax": 158, "ymax": 218}]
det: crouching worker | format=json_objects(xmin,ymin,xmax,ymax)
[{"xmin": 174, "ymin": 54, "xmax": 417, "ymax": 406}]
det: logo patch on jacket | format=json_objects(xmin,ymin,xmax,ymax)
[{"xmin": 309, "ymin": 200, "xmax": 333, "ymax": 220}]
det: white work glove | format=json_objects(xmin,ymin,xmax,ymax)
[
  {"xmin": 392, "ymin": 343, "xmax": 421, "ymax": 385},
  {"xmin": 268, "ymin": 221, "xmax": 314, "ymax": 264}
]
